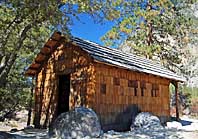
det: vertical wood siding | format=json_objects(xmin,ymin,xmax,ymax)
[
  {"xmin": 34, "ymin": 44, "xmax": 95, "ymax": 127},
  {"xmin": 93, "ymin": 62, "xmax": 170, "ymax": 131},
  {"xmin": 34, "ymin": 43, "xmax": 170, "ymax": 130}
]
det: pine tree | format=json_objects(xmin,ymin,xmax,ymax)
[{"xmin": 101, "ymin": 0, "xmax": 197, "ymax": 72}]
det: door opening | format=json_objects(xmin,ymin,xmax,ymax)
[{"xmin": 57, "ymin": 74, "xmax": 70, "ymax": 115}]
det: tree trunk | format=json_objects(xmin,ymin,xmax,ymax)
[
  {"xmin": 146, "ymin": 21, "xmax": 153, "ymax": 59},
  {"xmin": 146, "ymin": 2, "xmax": 153, "ymax": 59},
  {"xmin": 27, "ymin": 77, "xmax": 34, "ymax": 126},
  {"xmin": 0, "ymin": 53, "xmax": 17, "ymax": 87},
  {"xmin": 0, "ymin": 24, "xmax": 32, "ymax": 87},
  {"xmin": 0, "ymin": 55, "xmax": 9, "ymax": 73},
  {"xmin": 147, "ymin": 22, "xmax": 153, "ymax": 46}
]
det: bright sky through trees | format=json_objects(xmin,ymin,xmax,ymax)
[{"xmin": 71, "ymin": 14, "xmax": 113, "ymax": 45}]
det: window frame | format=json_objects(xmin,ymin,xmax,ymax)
[
  {"xmin": 151, "ymin": 84, "xmax": 159, "ymax": 97},
  {"xmin": 113, "ymin": 77, "xmax": 120, "ymax": 86},
  {"xmin": 100, "ymin": 83, "xmax": 106, "ymax": 95},
  {"xmin": 140, "ymin": 81, "xmax": 146, "ymax": 96},
  {"xmin": 128, "ymin": 80, "xmax": 138, "ymax": 96}
]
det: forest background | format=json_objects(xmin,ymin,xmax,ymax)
[{"xmin": 0, "ymin": 0, "xmax": 197, "ymax": 120}]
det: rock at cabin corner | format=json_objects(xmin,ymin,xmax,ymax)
[
  {"xmin": 0, "ymin": 131, "xmax": 16, "ymax": 139},
  {"xmin": 131, "ymin": 112, "xmax": 163, "ymax": 130},
  {"xmin": 49, "ymin": 107, "xmax": 101, "ymax": 139}
]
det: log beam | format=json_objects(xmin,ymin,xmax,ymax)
[{"xmin": 175, "ymin": 82, "xmax": 179, "ymax": 121}]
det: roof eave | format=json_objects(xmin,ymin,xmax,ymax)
[
  {"xmin": 93, "ymin": 59, "xmax": 185, "ymax": 83},
  {"xmin": 25, "ymin": 32, "xmax": 63, "ymax": 76}
]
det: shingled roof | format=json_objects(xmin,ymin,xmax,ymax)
[{"xmin": 26, "ymin": 32, "xmax": 185, "ymax": 82}]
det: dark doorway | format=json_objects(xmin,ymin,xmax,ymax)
[{"xmin": 57, "ymin": 74, "xmax": 70, "ymax": 115}]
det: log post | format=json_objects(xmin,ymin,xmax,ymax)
[
  {"xmin": 175, "ymin": 82, "xmax": 179, "ymax": 121},
  {"xmin": 27, "ymin": 77, "xmax": 34, "ymax": 126},
  {"xmin": 33, "ymin": 76, "xmax": 41, "ymax": 128}
]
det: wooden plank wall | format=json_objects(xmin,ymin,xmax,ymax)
[
  {"xmin": 93, "ymin": 62, "xmax": 170, "ymax": 130},
  {"xmin": 55, "ymin": 44, "xmax": 95, "ymax": 109},
  {"xmin": 34, "ymin": 44, "xmax": 95, "ymax": 127},
  {"xmin": 34, "ymin": 52, "xmax": 59, "ymax": 127},
  {"xmin": 34, "ymin": 42, "xmax": 171, "ymax": 130}
]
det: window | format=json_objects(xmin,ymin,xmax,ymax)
[
  {"xmin": 151, "ymin": 84, "xmax": 159, "ymax": 97},
  {"xmin": 113, "ymin": 77, "xmax": 120, "ymax": 86},
  {"xmin": 101, "ymin": 84, "xmax": 106, "ymax": 94},
  {"xmin": 134, "ymin": 88, "xmax": 137, "ymax": 96},
  {"xmin": 128, "ymin": 80, "xmax": 138, "ymax": 96},
  {"xmin": 128, "ymin": 80, "xmax": 138, "ymax": 88},
  {"xmin": 140, "ymin": 81, "xmax": 146, "ymax": 96}
]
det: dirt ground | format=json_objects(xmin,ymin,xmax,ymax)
[
  {"xmin": 0, "ymin": 112, "xmax": 198, "ymax": 139},
  {"xmin": 0, "ymin": 127, "xmax": 197, "ymax": 139}
]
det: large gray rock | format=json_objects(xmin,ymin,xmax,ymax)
[
  {"xmin": 131, "ymin": 112, "xmax": 163, "ymax": 130},
  {"xmin": 0, "ymin": 131, "xmax": 16, "ymax": 139},
  {"xmin": 49, "ymin": 107, "xmax": 101, "ymax": 139}
]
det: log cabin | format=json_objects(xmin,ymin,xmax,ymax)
[{"xmin": 25, "ymin": 32, "xmax": 184, "ymax": 131}]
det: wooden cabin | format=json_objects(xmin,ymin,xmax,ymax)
[{"xmin": 25, "ymin": 32, "xmax": 184, "ymax": 131}]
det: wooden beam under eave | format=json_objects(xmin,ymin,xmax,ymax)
[
  {"xmin": 35, "ymin": 53, "xmax": 46, "ymax": 62},
  {"xmin": 30, "ymin": 63, "xmax": 40, "ymax": 69},
  {"xmin": 41, "ymin": 46, "xmax": 51, "ymax": 54},
  {"xmin": 44, "ymin": 45, "xmax": 52, "ymax": 49},
  {"xmin": 25, "ymin": 72, "xmax": 36, "ymax": 77},
  {"xmin": 28, "ymin": 67, "xmax": 39, "ymax": 71},
  {"xmin": 172, "ymin": 81, "xmax": 179, "ymax": 121},
  {"xmin": 51, "ymin": 31, "xmax": 62, "ymax": 41},
  {"xmin": 45, "ymin": 39, "xmax": 57, "ymax": 48},
  {"xmin": 34, "ymin": 60, "xmax": 43, "ymax": 65}
]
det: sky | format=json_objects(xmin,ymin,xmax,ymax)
[{"xmin": 70, "ymin": 14, "xmax": 114, "ymax": 45}]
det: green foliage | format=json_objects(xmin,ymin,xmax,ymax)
[
  {"xmin": 0, "ymin": 0, "xmax": 56, "ymax": 118},
  {"xmin": 183, "ymin": 86, "xmax": 198, "ymax": 99},
  {"xmin": 101, "ymin": 0, "xmax": 197, "ymax": 73},
  {"xmin": 170, "ymin": 84, "xmax": 192, "ymax": 111},
  {"xmin": 0, "ymin": 0, "xmax": 118, "ymax": 119},
  {"xmin": 170, "ymin": 83, "xmax": 198, "ymax": 111}
]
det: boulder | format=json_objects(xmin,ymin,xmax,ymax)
[
  {"xmin": 0, "ymin": 131, "xmax": 16, "ymax": 139},
  {"xmin": 131, "ymin": 112, "xmax": 163, "ymax": 130},
  {"xmin": 49, "ymin": 107, "xmax": 101, "ymax": 139}
]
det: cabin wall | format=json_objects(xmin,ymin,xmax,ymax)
[
  {"xmin": 34, "ymin": 61, "xmax": 58, "ymax": 128},
  {"xmin": 34, "ymin": 44, "xmax": 95, "ymax": 128},
  {"xmin": 93, "ymin": 62, "xmax": 170, "ymax": 131},
  {"xmin": 54, "ymin": 44, "xmax": 95, "ymax": 110},
  {"xmin": 34, "ymin": 43, "xmax": 171, "ymax": 130}
]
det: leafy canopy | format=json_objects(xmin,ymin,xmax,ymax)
[
  {"xmin": 0, "ymin": 0, "xmax": 117, "ymax": 118},
  {"xmin": 101, "ymin": 0, "xmax": 197, "ymax": 72}
]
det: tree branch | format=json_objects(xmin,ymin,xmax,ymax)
[{"xmin": 0, "ymin": 24, "xmax": 32, "ymax": 87}]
